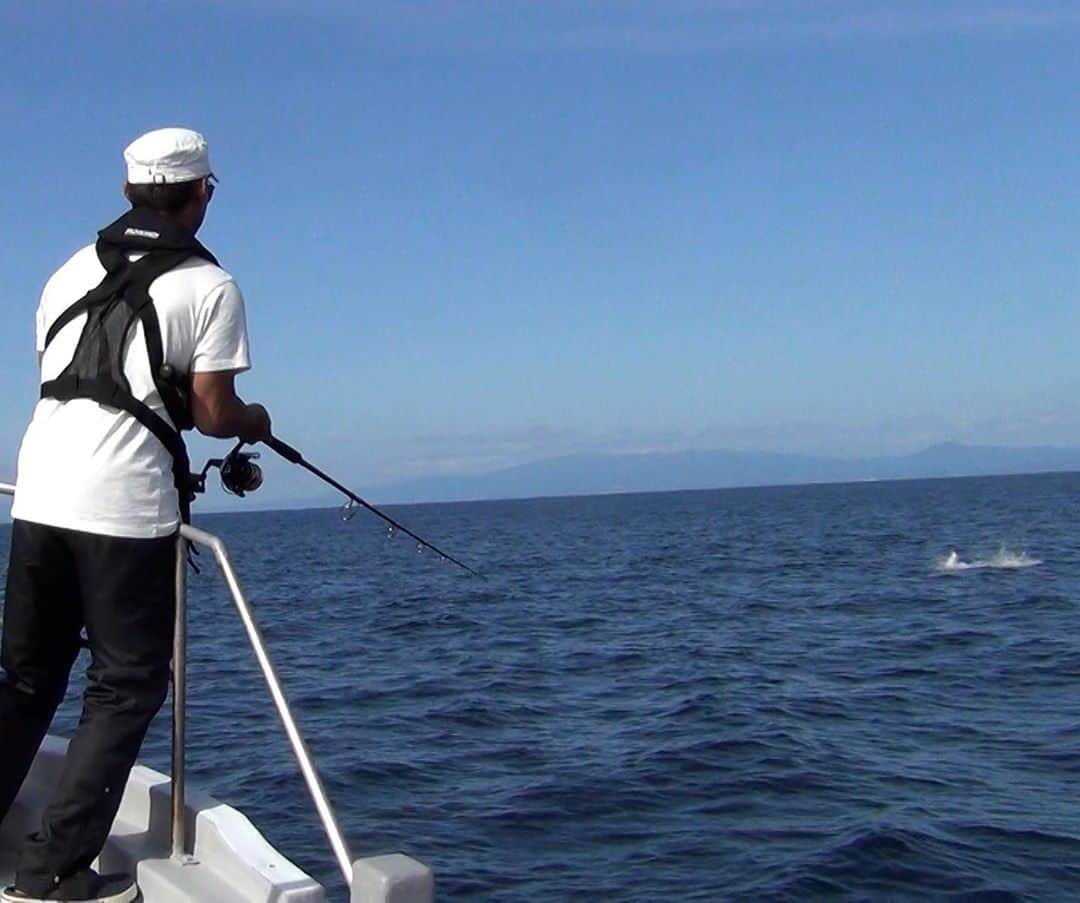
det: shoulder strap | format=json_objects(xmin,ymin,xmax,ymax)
[{"xmin": 43, "ymin": 208, "xmax": 217, "ymax": 352}]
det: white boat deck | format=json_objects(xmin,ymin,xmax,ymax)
[
  {"xmin": 1, "ymin": 736, "xmax": 325, "ymax": 901},
  {"xmin": 1, "ymin": 737, "xmax": 432, "ymax": 902}
]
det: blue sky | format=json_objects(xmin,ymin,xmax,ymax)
[{"xmin": 0, "ymin": 1, "xmax": 1077, "ymax": 506}]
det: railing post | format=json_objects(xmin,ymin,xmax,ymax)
[{"xmin": 171, "ymin": 534, "xmax": 189, "ymax": 861}]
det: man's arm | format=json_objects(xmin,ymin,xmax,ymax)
[{"xmin": 191, "ymin": 370, "xmax": 271, "ymax": 443}]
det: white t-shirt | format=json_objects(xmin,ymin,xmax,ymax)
[{"xmin": 11, "ymin": 243, "xmax": 251, "ymax": 538}]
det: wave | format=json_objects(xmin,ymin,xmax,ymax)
[{"xmin": 935, "ymin": 546, "xmax": 1041, "ymax": 573}]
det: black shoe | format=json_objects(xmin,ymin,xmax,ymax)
[{"xmin": 1, "ymin": 869, "xmax": 137, "ymax": 903}]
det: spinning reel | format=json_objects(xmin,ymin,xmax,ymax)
[{"xmin": 195, "ymin": 442, "xmax": 263, "ymax": 497}]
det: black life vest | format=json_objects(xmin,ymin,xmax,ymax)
[{"xmin": 39, "ymin": 208, "xmax": 220, "ymax": 525}]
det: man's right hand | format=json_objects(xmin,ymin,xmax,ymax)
[{"xmin": 239, "ymin": 403, "xmax": 272, "ymax": 444}]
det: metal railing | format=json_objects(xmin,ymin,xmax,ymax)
[
  {"xmin": 173, "ymin": 524, "xmax": 354, "ymax": 882},
  {"xmin": 1, "ymin": 482, "xmax": 432, "ymax": 900}
]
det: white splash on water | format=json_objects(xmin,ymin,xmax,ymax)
[{"xmin": 935, "ymin": 546, "xmax": 1042, "ymax": 573}]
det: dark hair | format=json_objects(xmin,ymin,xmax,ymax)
[{"xmin": 125, "ymin": 180, "xmax": 201, "ymax": 215}]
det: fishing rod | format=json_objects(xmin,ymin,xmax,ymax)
[{"xmin": 198, "ymin": 437, "xmax": 481, "ymax": 578}]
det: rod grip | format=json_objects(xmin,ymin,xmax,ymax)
[{"xmin": 267, "ymin": 436, "xmax": 304, "ymax": 464}]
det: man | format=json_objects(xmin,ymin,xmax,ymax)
[{"xmin": 0, "ymin": 128, "xmax": 271, "ymax": 903}]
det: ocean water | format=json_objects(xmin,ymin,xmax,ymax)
[{"xmin": 2, "ymin": 472, "xmax": 1079, "ymax": 900}]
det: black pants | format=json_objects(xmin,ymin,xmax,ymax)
[{"xmin": 0, "ymin": 519, "xmax": 175, "ymax": 895}]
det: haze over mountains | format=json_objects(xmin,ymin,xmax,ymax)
[
  {"xmin": 6, "ymin": 443, "xmax": 1076, "ymax": 520},
  {"xmin": 376, "ymin": 443, "xmax": 1080, "ymax": 503}
]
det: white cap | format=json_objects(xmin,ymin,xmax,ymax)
[{"xmin": 124, "ymin": 127, "xmax": 213, "ymax": 184}]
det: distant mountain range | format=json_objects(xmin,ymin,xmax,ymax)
[{"xmin": 376, "ymin": 442, "xmax": 1080, "ymax": 503}]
